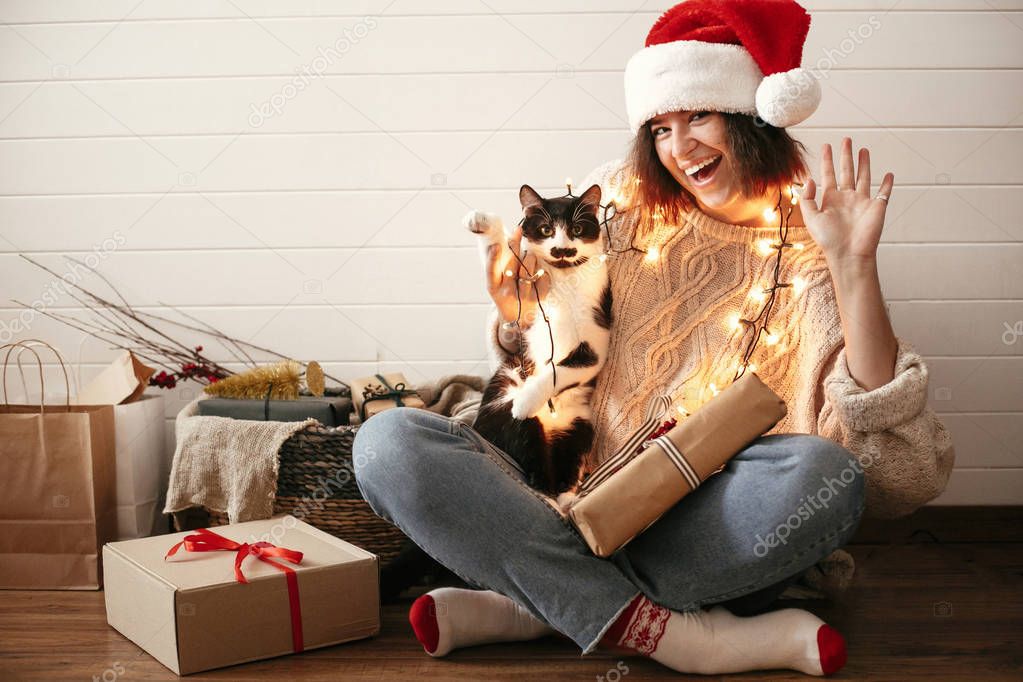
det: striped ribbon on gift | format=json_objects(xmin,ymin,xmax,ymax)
[
  {"xmin": 650, "ymin": 434, "xmax": 701, "ymax": 491},
  {"xmin": 577, "ymin": 395, "xmax": 672, "ymax": 496}
]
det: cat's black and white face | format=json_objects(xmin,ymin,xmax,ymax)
[{"xmin": 519, "ymin": 184, "xmax": 603, "ymax": 271}]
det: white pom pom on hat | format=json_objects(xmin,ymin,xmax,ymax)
[
  {"xmin": 755, "ymin": 67, "xmax": 821, "ymax": 128},
  {"xmin": 624, "ymin": 0, "xmax": 821, "ymax": 133}
]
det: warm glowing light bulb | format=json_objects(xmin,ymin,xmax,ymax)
[
  {"xmin": 709, "ymin": 383, "xmax": 720, "ymax": 397},
  {"xmin": 505, "ymin": 269, "xmax": 515, "ymax": 278},
  {"xmin": 676, "ymin": 404, "xmax": 689, "ymax": 417},
  {"xmin": 762, "ymin": 207, "xmax": 777, "ymax": 221},
  {"xmin": 750, "ymin": 287, "xmax": 768, "ymax": 303},
  {"xmin": 791, "ymin": 195, "xmax": 799, "ymax": 205},
  {"xmin": 793, "ymin": 242, "xmax": 805, "ymax": 250},
  {"xmin": 565, "ymin": 176, "xmax": 573, "ymax": 191},
  {"xmin": 598, "ymin": 253, "xmax": 608, "ymax": 262},
  {"xmin": 765, "ymin": 331, "xmax": 780, "ymax": 346},
  {"xmin": 534, "ymin": 268, "xmax": 545, "ymax": 278},
  {"xmin": 727, "ymin": 313, "xmax": 743, "ymax": 331},
  {"xmin": 757, "ymin": 239, "xmax": 775, "ymax": 256},
  {"xmin": 645, "ymin": 246, "xmax": 660, "ymax": 262},
  {"xmin": 550, "ymin": 409, "xmax": 558, "ymax": 418},
  {"xmin": 735, "ymin": 361, "xmax": 758, "ymax": 375},
  {"xmin": 792, "ymin": 275, "xmax": 807, "ymax": 294}
]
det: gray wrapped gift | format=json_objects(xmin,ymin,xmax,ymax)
[{"xmin": 196, "ymin": 395, "xmax": 353, "ymax": 426}]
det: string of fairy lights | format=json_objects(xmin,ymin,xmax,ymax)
[{"xmin": 501, "ymin": 174, "xmax": 806, "ymax": 421}]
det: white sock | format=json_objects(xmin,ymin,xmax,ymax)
[
  {"xmin": 409, "ymin": 587, "xmax": 557, "ymax": 656},
  {"xmin": 603, "ymin": 595, "xmax": 847, "ymax": 676}
]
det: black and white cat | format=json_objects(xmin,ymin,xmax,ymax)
[{"xmin": 464, "ymin": 183, "xmax": 612, "ymax": 497}]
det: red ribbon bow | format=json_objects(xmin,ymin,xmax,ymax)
[{"xmin": 165, "ymin": 527, "xmax": 305, "ymax": 653}]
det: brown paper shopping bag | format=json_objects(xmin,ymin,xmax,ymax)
[{"xmin": 0, "ymin": 341, "xmax": 118, "ymax": 589}]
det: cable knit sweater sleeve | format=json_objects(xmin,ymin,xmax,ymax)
[{"xmin": 805, "ymin": 284, "xmax": 956, "ymax": 519}]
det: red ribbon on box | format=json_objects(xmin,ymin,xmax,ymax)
[{"xmin": 165, "ymin": 527, "xmax": 305, "ymax": 653}]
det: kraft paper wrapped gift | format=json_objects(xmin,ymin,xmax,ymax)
[
  {"xmin": 568, "ymin": 373, "xmax": 787, "ymax": 558},
  {"xmin": 350, "ymin": 372, "xmax": 425, "ymax": 422},
  {"xmin": 103, "ymin": 515, "xmax": 379, "ymax": 675}
]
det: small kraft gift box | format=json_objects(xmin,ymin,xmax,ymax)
[
  {"xmin": 349, "ymin": 372, "xmax": 425, "ymax": 422},
  {"xmin": 103, "ymin": 515, "xmax": 379, "ymax": 675},
  {"xmin": 567, "ymin": 372, "xmax": 787, "ymax": 558}
]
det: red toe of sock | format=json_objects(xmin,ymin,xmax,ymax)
[
  {"xmin": 816, "ymin": 624, "xmax": 847, "ymax": 676},
  {"xmin": 409, "ymin": 594, "xmax": 440, "ymax": 654}
]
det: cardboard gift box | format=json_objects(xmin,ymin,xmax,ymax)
[
  {"xmin": 350, "ymin": 372, "xmax": 425, "ymax": 422},
  {"xmin": 197, "ymin": 394, "xmax": 353, "ymax": 426},
  {"xmin": 568, "ymin": 373, "xmax": 787, "ymax": 558},
  {"xmin": 103, "ymin": 515, "xmax": 379, "ymax": 675}
]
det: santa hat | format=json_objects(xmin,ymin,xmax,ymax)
[{"xmin": 624, "ymin": 0, "xmax": 821, "ymax": 133}]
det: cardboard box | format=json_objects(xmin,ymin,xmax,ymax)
[
  {"xmin": 568, "ymin": 373, "xmax": 787, "ymax": 557},
  {"xmin": 103, "ymin": 515, "xmax": 379, "ymax": 675}
]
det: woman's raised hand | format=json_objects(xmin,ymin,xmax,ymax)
[
  {"xmin": 799, "ymin": 137, "xmax": 895, "ymax": 270},
  {"xmin": 486, "ymin": 223, "xmax": 550, "ymax": 329}
]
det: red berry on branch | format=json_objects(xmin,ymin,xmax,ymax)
[{"xmin": 148, "ymin": 370, "xmax": 177, "ymax": 390}]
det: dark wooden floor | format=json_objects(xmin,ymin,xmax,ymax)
[{"xmin": 1, "ymin": 506, "xmax": 1021, "ymax": 681}]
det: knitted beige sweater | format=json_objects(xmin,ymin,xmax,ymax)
[{"xmin": 487, "ymin": 159, "xmax": 955, "ymax": 520}]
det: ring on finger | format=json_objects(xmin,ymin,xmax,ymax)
[{"xmin": 874, "ymin": 193, "xmax": 889, "ymax": 202}]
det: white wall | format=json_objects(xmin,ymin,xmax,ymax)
[{"xmin": 1, "ymin": 1, "xmax": 1020, "ymax": 505}]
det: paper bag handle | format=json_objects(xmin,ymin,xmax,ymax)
[
  {"xmin": 1, "ymin": 339, "xmax": 72, "ymax": 413},
  {"xmin": 13, "ymin": 340, "xmax": 81, "ymax": 403}
]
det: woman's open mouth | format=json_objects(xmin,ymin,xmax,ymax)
[{"xmin": 684, "ymin": 155, "xmax": 722, "ymax": 187}]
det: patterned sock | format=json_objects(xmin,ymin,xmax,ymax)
[
  {"xmin": 599, "ymin": 594, "xmax": 846, "ymax": 676},
  {"xmin": 409, "ymin": 587, "xmax": 557, "ymax": 656}
]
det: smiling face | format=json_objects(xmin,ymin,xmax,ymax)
[
  {"xmin": 519, "ymin": 184, "xmax": 603, "ymax": 270},
  {"xmin": 634, "ymin": 110, "xmax": 809, "ymax": 227},
  {"xmin": 648, "ymin": 110, "xmax": 746, "ymax": 217}
]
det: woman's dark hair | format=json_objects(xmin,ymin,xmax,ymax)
[{"xmin": 624, "ymin": 112, "xmax": 807, "ymax": 227}]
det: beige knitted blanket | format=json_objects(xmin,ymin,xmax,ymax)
[{"xmin": 163, "ymin": 398, "xmax": 317, "ymax": 523}]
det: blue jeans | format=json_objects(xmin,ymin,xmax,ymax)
[{"xmin": 353, "ymin": 407, "xmax": 865, "ymax": 655}]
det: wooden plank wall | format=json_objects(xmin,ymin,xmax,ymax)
[{"xmin": 0, "ymin": 1, "xmax": 1020, "ymax": 504}]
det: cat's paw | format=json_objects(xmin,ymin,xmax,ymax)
[
  {"xmin": 511, "ymin": 378, "xmax": 549, "ymax": 420},
  {"xmin": 462, "ymin": 210, "xmax": 503, "ymax": 236}
]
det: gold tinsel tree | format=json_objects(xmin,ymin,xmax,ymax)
[{"xmin": 203, "ymin": 360, "xmax": 303, "ymax": 400}]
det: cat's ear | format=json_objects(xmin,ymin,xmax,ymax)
[
  {"xmin": 519, "ymin": 184, "xmax": 544, "ymax": 211},
  {"xmin": 578, "ymin": 184, "xmax": 602, "ymax": 212}
]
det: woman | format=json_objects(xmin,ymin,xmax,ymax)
[{"xmin": 353, "ymin": 0, "xmax": 954, "ymax": 676}]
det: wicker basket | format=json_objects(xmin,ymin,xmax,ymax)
[{"xmin": 206, "ymin": 423, "xmax": 408, "ymax": 565}]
